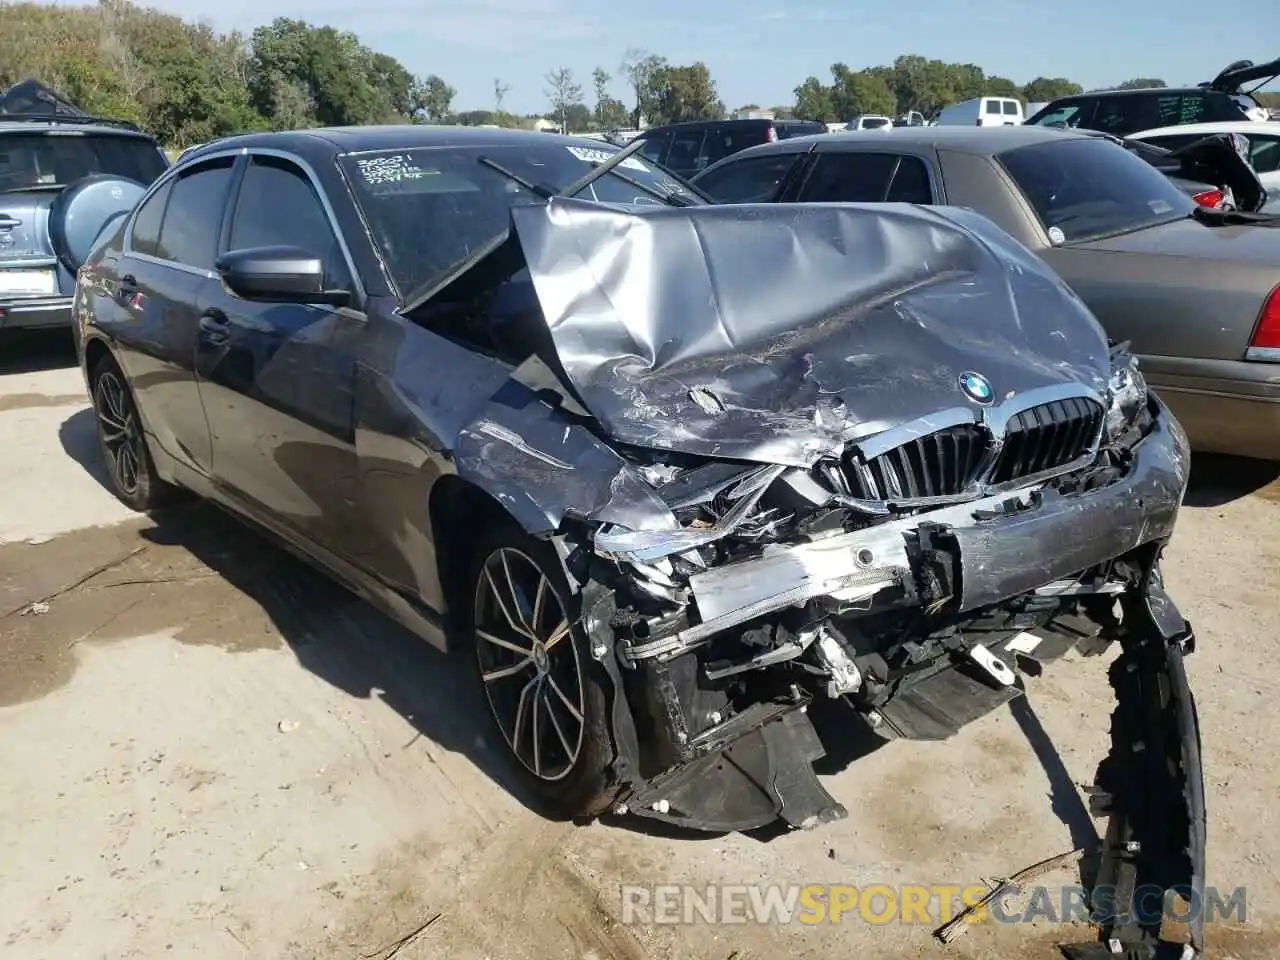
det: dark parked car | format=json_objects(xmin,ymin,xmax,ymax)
[
  {"xmin": 632, "ymin": 117, "xmax": 826, "ymax": 179},
  {"xmin": 0, "ymin": 80, "xmax": 168, "ymax": 334},
  {"xmin": 1024, "ymin": 57, "xmax": 1278, "ymax": 136},
  {"xmin": 693, "ymin": 125, "xmax": 1280, "ymax": 461},
  {"xmin": 73, "ymin": 124, "xmax": 1204, "ymax": 958}
]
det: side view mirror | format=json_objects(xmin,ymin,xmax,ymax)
[{"xmin": 214, "ymin": 245, "xmax": 350, "ymax": 306}]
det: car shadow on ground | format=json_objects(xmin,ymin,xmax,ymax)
[
  {"xmin": 1185, "ymin": 453, "xmax": 1280, "ymax": 507},
  {"xmin": 0, "ymin": 330, "xmax": 78, "ymax": 375}
]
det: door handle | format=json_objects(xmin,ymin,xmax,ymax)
[
  {"xmin": 0, "ymin": 216, "xmax": 21, "ymax": 229},
  {"xmin": 199, "ymin": 310, "xmax": 230, "ymax": 345}
]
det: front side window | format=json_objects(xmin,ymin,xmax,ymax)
[
  {"xmin": 1003, "ymin": 100, "xmax": 1021, "ymax": 116},
  {"xmin": 153, "ymin": 157, "xmax": 235, "ymax": 270},
  {"xmin": 339, "ymin": 144, "xmax": 696, "ymax": 298},
  {"xmin": 999, "ymin": 137, "xmax": 1194, "ymax": 243},
  {"xmin": 228, "ymin": 155, "xmax": 351, "ymax": 290}
]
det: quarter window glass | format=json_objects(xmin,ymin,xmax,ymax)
[
  {"xmin": 800, "ymin": 152, "xmax": 899, "ymax": 202},
  {"xmin": 695, "ymin": 154, "xmax": 799, "ymax": 203},
  {"xmin": 1002, "ymin": 101, "xmax": 1020, "ymax": 115},
  {"xmin": 885, "ymin": 156, "xmax": 933, "ymax": 203},
  {"xmin": 129, "ymin": 179, "xmax": 172, "ymax": 256},
  {"xmin": 228, "ymin": 156, "xmax": 350, "ymax": 289},
  {"xmin": 154, "ymin": 157, "xmax": 234, "ymax": 270}
]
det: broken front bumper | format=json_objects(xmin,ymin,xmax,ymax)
[{"xmin": 593, "ymin": 401, "xmax": 1204, "ymax": 952}]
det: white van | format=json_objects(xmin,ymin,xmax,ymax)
[{"xmin": 935, "ymin": 97, "xmax": 1024, "ymax": 127}]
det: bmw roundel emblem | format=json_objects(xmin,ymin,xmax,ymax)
[{"xmin": 958, "ymin": 371, "xmax": 994, "ymax": 405}]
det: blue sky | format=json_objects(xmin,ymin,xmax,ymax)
[{"xmin": 61, "ymin": 0, "xmax": 1272, "ymax": 115}]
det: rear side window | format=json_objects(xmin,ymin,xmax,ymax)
[
  {"xmin": 1028, "ymin": 99, "xmax": 1093, "ymax": 128},
  {"xmin": 0, "ymin": 133, "xmax": 166, "ymax": 190},
  {"xmin": 665, "ymin": 130, "xmax": 706, "ymax": 173},
  {"xmin": 695, "ymin": 153, "xmax": 800, "ymax": 203},
  {"xmin": 985, "ymin": 100, "xmax": 1002, "ymax": 115},
  {"xmin": 799, "ymin": 152, "xmax": 901, "ymax": 202},
  {"xmin": 777, "ymin": 122, "xmax": 824, "ymax": 139},
  {"xmin": 128, "ymin": 179, "xmax": 172, "ymax": 257},
  {"xmin": 1003, "ymin": 101, "xmax": 1020, "ymax": 116},
  {"xmin": 154, "ymin": 157, "xmax": 235, "ymax": 270}
]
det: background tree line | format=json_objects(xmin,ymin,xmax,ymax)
[{"xmin": 1, "ymin": 1, "xmax": 1275, "ymax": 147}]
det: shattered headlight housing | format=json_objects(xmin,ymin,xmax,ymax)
[{"xmin": 1105, "ymin": 349, "xmax": 1149, "ymax": 441}]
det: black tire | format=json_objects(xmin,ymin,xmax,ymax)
[
  {"xmin": 463, "ymin": 525, "xmax": 618, "ymax": 819},
  {"xmin": 89, "ymin": 353, "xmax": 177, "ymax": 512}
]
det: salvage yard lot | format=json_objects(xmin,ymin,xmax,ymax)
[{"xmin": 2, "ymin": 334, "xmax": 1279, "ymax": 960}]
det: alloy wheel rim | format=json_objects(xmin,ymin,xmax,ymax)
[
  {"xmin": 474, "ymin": 547, "xmax": 585, "ymax": 782},
  {"xmin": 94, "ymin": 371, "xmax": 141, "ymax": 496}
]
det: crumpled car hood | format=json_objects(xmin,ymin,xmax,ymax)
[{"xmin": 509, "ymin": 198, "xmax": 1111, "ymax": 467}]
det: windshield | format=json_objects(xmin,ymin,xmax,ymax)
[
  {"xmin": 998, "ymin": 137, "xmax": 1196, "ymax": 243},
  {"xmin": 0, "ymin": 133, "xmax": 166, "ymax": 191},
  {"xmin": 340, "ymin": 143, "xmax": 697, "ymax": 298}
]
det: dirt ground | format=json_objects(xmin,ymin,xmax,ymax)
[{"xmin": 2, "ymin": 333, "xmax": 1278, "ymax": 960}]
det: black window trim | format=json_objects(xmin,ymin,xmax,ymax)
[
  {"xmin": 125, "ymin": 153, "xmax": 240, "ymax": 278},
  {"xmin": 125, "ymin": 145, "xmax": 366, "ymax": 307},
  {"xmin": 786, "ymin": 147, "xmax": 943, "ymax": 204}
]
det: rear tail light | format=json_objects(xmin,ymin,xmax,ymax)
[
  {"xmin": 766, "ymin": 126, "xmax": 778, "ymax": 143},
  {"xmin": 1192, "ymin": 189, "xmax": 1225, "ymax": 208},
  {"xmin": 1246, "ymin": 284, "xmax": 1280, "ymax": 360},
  {"xmin": 975, "ymin": 118, "xmax": 983, "ymax": 126}
]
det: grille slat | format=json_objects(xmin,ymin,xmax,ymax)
[
  {"xmin": 839, "ymin": 424, "xmax": 990, "ymax": 501},
  {"xmin": 991, "ymin": 397, "xmax": 1103, "ymax": 485}
]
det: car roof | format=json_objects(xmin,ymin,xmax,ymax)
[
  {"xmin": 717, "ymin": 125, "xmax": 1094, "ymax": 162},
  {"xmin": 1128, "ymin": 120, "xmax": 1280, "ymax": 137},
  {"xmin": 0, "ymin": 119, "xmax": 155, "ymax": 140},
  {"xmin": 179, "ymin": 124, "xmax": 632, "ymax": 160}
]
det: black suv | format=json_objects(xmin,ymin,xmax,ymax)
[
  {"xmin": 0, "ymin": 80, "xmax": 169, "ymax": 334},
  {"xmin": 632, "ymin": 117, "xmax": 827, "ymax": 179},
  {"xmin": 1025, "ymin": 57, "xmax": 1278, "ymax": 137}
]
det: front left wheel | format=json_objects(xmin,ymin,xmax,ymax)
[
  {"xmin": 465, "ymin": 529, "xmax": 619, "ymax": 819},
  {"xmin": 90, "ymin": 354, "xmax": 177, "ymax": 512}
]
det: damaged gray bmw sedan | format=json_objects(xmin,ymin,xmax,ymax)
[{"xmin": 74, "ymin": 128, "xmax": 1206, "ymax": 957}]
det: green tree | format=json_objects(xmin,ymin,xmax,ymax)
[
  {"xmin": 1022, "ymin": 77, "xmax": 1083, "ymax": 102},
  {"xmin": 985, "ymin": 76, "xmax": 1021, "ymax": 98},
  {"xmin": 645, "ymin": 62, "xmax": 723, "ymax": 124},
  {"xmin": 590, "ymin": 67, "xmax": 628, "ymax": 129},
  {"xmin": 793, "ymin": 76, "xmax": 834, "ymax": 121},
  {"xmin": 620, "ymin": 48, "xmax": 665, "ymax": 127},
  {"xmin": 544, "ymin": 66, "xmax": 583, "ymax": 133},
  {"xmin": 1117, "ymin": 78, "xmax": 1167, "ymax": 89},
  {"xmin": 415, "ymin": 74, "xmax": 455, "ymax": 123},
  {"xmin": 829, "ymin": 63, "xmax": 896, "ymax": 119}
]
